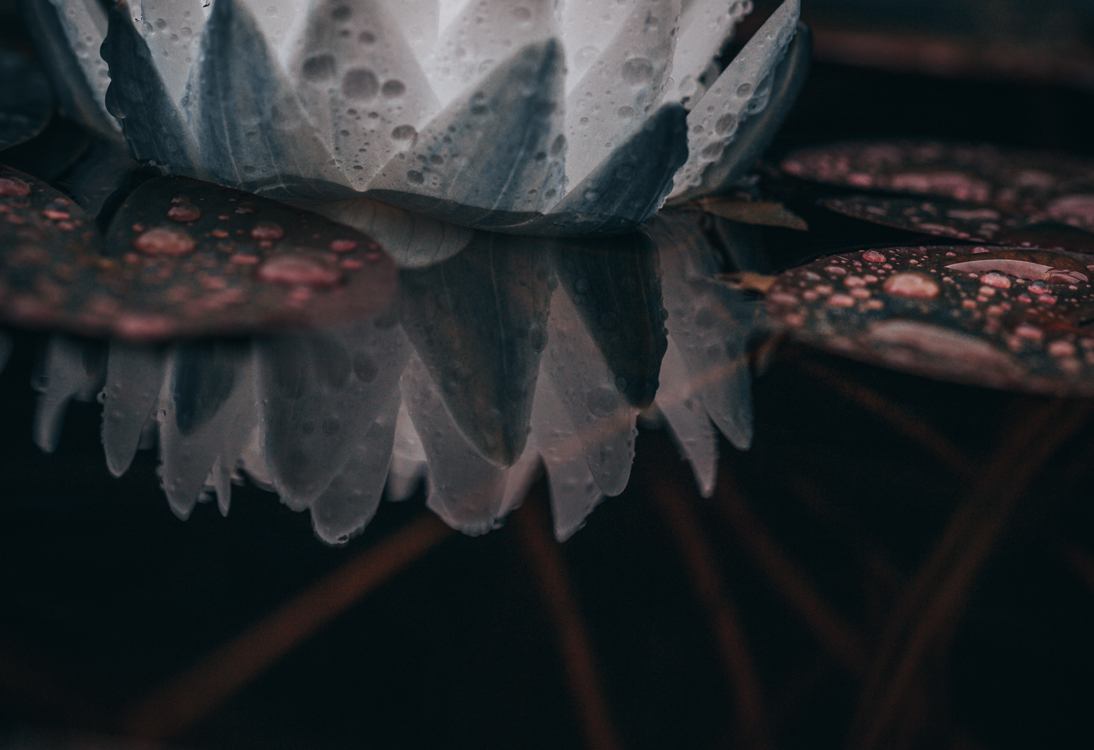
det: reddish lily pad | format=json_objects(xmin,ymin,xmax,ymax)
[
  {"xmin": 767, "ymin": 244, "xmax": 1094, "ymax": 395},
  {"xmin": 821, "ymin": 195, "xmax": 1094, "ymax": 253},
  {"xmin": 781, "ymin": 140, "xmax": 1094, "ymax": 252},
  {"xmin": 0, "ymin": 169, "xmax": 398, "ymax": 341},
  {"xmin": 780, "ymin": 140, "xmax": 1094, "ymax": 208}
]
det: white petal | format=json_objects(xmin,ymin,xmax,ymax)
[
  {"xmin": 662, "ymin": 0, "xmax": 752, "ymax": 106},
  {"xmin": 378, "ymin": 0, "xmax": 439, "ymax": 58},
  {"xmin": 543, "ymin": 286, "xmax": 637, "ymax": 497},
  {"xmin": 137, "ymin": 0, "xmax": 207, "ymax": 105},
  {"xmin": 290, "ymin": 0, "xmax": 440, "ymax": 190},
  {"xmin": 401, "ymin": 353, "xmax": 511, "ymax": 535},
  {"xmin": 558, "ymin": 0, "xmax": 639, "ymax": 85},
  {"xmin": 368, "ymin": 39, "xmax": 566, "ymax": 218},
  {"xmin": 423, "ymin": 0, "xmax": 559, "ymax": 107},
  {"xmin": 562, "ymin": 0, "xmax": 681, "ymax": 192},
  {"xmin": 656, "ymin": 335, "xmax": 718, "ymax": 496},
  {"xmin": 41, "ymin": 0, "xmax": 116, "ymax": 132},
  {"xmin": 670, "ymin": 0, "xmax": 799, "ymax": 197},
  {"xmin": 303, "ymin": 196, "xmax": 474, "ymax": 268}
]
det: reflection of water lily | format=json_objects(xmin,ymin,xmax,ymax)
[
  {"xmin": 30, "ymin": 208, "xmax": 765, "ymax": 542},
  {"xmin": 29, "ymin": 0, "xmax": 807, "ymax": 235}
]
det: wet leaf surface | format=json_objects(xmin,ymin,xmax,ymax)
[
  {"xmin": 779, "ymin": 140, "xmax": 1094, "ymax": 253},
  {"xmin": 0, "ymin": 170, "xmax": 398, "ymax": 341},
  {"xmin": 821, "ymin": 195, "xmax": 1094, "ymax": 253},
  {"xmin": 768, "ymin": 244, "xmax": 1094, "ymax": 395},
  {"xmin": 781, "ymin": 140, "xmax": 1094, "ymax": 208}
]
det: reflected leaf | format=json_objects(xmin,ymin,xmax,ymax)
[
  {"xmin": 399, "ymin": 231, "xmax": 552, "ymax": 466},
  {"xmin": 0, "ymin": 49, "xmax": 53, "ymax": 151},
  {"xmin": 768, "ymin": 244, "xmax": 1094, "ymax": 395},
  {"xmin": 549, "ymin": 231, "xmax": 667, "ymax": 408}
]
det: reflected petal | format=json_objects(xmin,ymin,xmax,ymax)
[
  {"xmin": 310, "ymin": 393, "xmax": 400, "ymax": 544},
  {"xmin": 399, "ymin": 231, "xmax": 552, "ymax": 465},
  {"xmin": 101, "ymin": 343, "xmax": 165, "ymax": 477},
  {"xmin": 656, "ymin": 335, "xmax": 718, "ymax": 497},
  {"xmin": 32, "ymin": 335, "xmax": 106, "ymax": 454},
  {"xmin": 386, "ymin": 398, "xmax": 427, "ymax": 502},
  {"xmin": 549, "ymin": 231, "xmax": 667, "ymax": 407},
  {"xmin": 543, "ymin": 286, "xmax": 637, "ymax": 497},
  {"xmin": 257, "ymin": 316, "xmax": 410, "ymax": 508},
  {"xmin": 159, "ymin": 340, "xmax": 255, "ymax": 518},
  {"xmin": 401, "ymin": 353, "xmax": 510, "ymax": 535}
]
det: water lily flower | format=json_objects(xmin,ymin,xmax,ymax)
[{"xmin": 27, "ymin": 0, "xmax": 808, "ymax": 235}]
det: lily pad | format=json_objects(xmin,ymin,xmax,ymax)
[
  {"xmin": 767, "ymin": 244, "xmax": 1094, "ymax": 395},
  {"xmin": 821, "ymin": 195, "xmax": 1094, "ymax": 253},
  {"xmin": 780, "ymin": 140, "xmax": 1094, "ymax": 208},
  {"xmin": 0, "ymin": 169, "xmax": 398, "ymax": 341},
  {"xmin": 783, "ymin": 140, "xmax": 1094, "ymax": 253}
]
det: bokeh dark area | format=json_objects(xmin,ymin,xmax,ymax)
[{"xmin": 3, "ymin": 2, "xmax": 1094, "ymax": 749}]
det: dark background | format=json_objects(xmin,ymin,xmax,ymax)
[{"xmin": 3, "ymin": 2, "xmax": 1094, "ymax": 749}]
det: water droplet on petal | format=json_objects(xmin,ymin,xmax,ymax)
[{"xmin": 621, "ymin": 57, "xmax": 653, "ymax": 85}]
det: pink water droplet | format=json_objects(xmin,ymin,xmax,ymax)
[
  {"xmin": 980, "ymin": 272, "xmax": 1010, "ymax": 288},
  {"xmin": 256, "ymin": 255, "xmax": 343, "ymax": 288},
  {"xmin": 0, "ymin": 177, "xmax": 31, "ymax": 197},
  {"xmin": 168, "ymin": 203, "xmax": 202, "ymax": 222},
  {"xmin": 1048, "ymin": 340, "xmax": 1077, "ymax": 357},
  {"xmin": 883, "ymin": 272, "xmax": 939, "ymax": 298},
  {"xmin": 251, "ymin": 222, "xmax": 285, "ymax": 241},
  {"xmin": 828, "ymin": 294, "xmax": 855, "ymax": 307},
  {"xmin": 42, "ymin": 208, "xmax": 70, "ymax": 220},
  {"xmin": 1013, "ymin": 324, "xmax": 1043, "ymax": 342},
  {"xmin": 330, "ymin": 238, "xmax": 357, "ymax": 253},
  {"xmin": 862, "ymin": 250, "xmax": 886, "ymax": 263},
  {"xmin": 211, "ymin": 228, "xmax": 229, "ymax": 238},
  {"xmin": 133, "ymin": 227, "xmax": 196, "ymax": 257}
]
